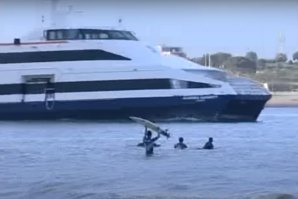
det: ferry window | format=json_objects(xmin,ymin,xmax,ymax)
[
  {"xmin": 109, "ymin": 31, "xmax": 126, "ymax": 39},
  {"xmin": 65, "ymin": 29, "xmax": 79, "ymax": 40},
  {"xmin": 90, "ymin": 33, "xmax": 98, "ymax": 39},
  {"xmin": 99, "ymin": 33, "xmax": 109, "ymax": 39},
  {"xmin": 23, "ymin": 75, "xmax": 54, "ymax": 84},
  {"xmin": 123, "ymin": 31, "xmax": 138, "ymax": 40},
  {"xmin": 85, "ymin": 34, "xmax": 91, "ymax": 39},
  {"xmin": 78, "ymin": 33, "xmax": 83, "ymax": 39},
  {"xmin": 187, "ymin": 81, "xmax": 214, "ymax": 88},
  {"xmin": 170, "ymin": 80, "xmax": 214, "ymax": 89},
  {"xmin": 56, "ymin": 31, "xmax": 64, "ymax": 40},
  {"xmin": 46, "ymin": 29, "xmax": 138, "ymax": 41},
  {"xmin": 111, "ymin": 79, "xmax": 172, "ymax": 90},
  {"xmin": 48, "ymin": 31, "xmax": 56, "ymax": 40},
  {"xmin": 170, "ymin": 80, "xmax": 187, "ymax": 89}
]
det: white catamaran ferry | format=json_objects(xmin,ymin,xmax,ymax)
[{"xmin": 0, "ymin": 26, "xmax": 271, "ymax": 121}]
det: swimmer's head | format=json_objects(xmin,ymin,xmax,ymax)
[{"xmin": 179, "ymin": 137, "xmax": 184, "ymax": 143}]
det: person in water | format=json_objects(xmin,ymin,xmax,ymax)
[
  {"xmin": 174, "ymin": 137, "xmax": 188, "ymax": 150},
  {"xmin": 143, "ymin": 130, "xmax": 160, "ymax": 156},
  {"xmin": 137, "ymin": 130, "xmax": 147, "ymax": 147},
  {"xmin": 137, "ymin": 128, "xmax": 160, "ymax": 147},
  {"xmin": 203, "ymin": 137, "xmax": 214, "ymax": 150}
]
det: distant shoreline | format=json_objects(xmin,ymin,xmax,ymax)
[
  {"xmin": 266, "ymin": 92, "xmax": 298, "ymax": 107},
  {"xmin": 266, "ymin": 104, "xmax": 298, "ymax": 108}
]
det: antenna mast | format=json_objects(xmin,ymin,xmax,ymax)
[
  {"xmin": 278, "ymin": 32, "xmax": 286, "ymax": 54},
  {"xmin": 50, "ymin": 0, "xmax": 59, "ymax": 27}
]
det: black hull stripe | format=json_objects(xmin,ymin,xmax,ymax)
[
  {"xmin": 0, "ymin": 49, "xmax": 130, "ymax": 64},
  {"xmin": 0, "ymin": 79, "xmax": 213, "ymax": 95}
]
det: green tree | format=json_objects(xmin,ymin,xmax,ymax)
[
  {"xmin": 246, "ymin": 51, "xmax": 258, "ymax": 63},
  {"xmin": 293, "ymin": 51, "xmax": 298, "ymax": 61},
  {"xmin": 224, "ymin": 56, "xmax": 257, "ymax": 74},
  {"xmin": 275, "ymin": 53, "xmax": 287, "ymax": 62},
  {"xmin": 210, "ymin": 52, "xmax": 232, "ymax": 67}
]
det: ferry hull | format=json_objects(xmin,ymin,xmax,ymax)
[
  {"xmin": 0, "ymin": 95, "xmax": 270, "ymax": 121},
  {"xmin": 0, "ymin": 95, "xmax": 270, "ymax": 122}
]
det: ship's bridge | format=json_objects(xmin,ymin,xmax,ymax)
[{"xmin": 44, "ymin": 28, "xmax": 138, "ymax": 41}]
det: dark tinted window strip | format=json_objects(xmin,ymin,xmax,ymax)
[
  {"xmin": 0, "ymin": 50, "xmax": 130, "ymax": 64},
  {"xmin": 0, "ymin": 79, "xmax": 213, "ymax": 95},
  {"xmin": 188, "ymin": 82, "xmax": 212, "ymax": 88},
  {"xmin": 46, "ymin": 29, "xmax": 138, "ymax": 41}
]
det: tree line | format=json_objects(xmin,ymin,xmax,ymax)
[{"xmin": 191, "ymin": 51, "xmax": 298, "ymax": 75}]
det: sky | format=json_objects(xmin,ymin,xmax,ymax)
[{"xmin": 0, "ymin": 0, "xmax": 297, "ymax": 59}]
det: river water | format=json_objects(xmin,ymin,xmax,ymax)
[{"xmin": 0, "ymin": 108, "xmax": 298, "ymax": 199}]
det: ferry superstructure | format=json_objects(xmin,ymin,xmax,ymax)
[{"xmin": 0, "ymin": 28, "xmax": 271, "ymax": 121}]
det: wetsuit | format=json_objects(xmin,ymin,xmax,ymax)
[
  {"xmin": 137, "ymin": 134, "xmax": 160, "ymax": 147},
  {"xmin": 144, "ymin": 133, "xmax": 160, "ymax": 156},
  {"xmin": 174, "ymin": 143, "xmax": 188, "ymax": 150},
  {"xmin": 203, "ymin": 141, "xmax": 214, "ymax": 150}
]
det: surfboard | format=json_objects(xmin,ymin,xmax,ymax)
[{"xmin": 129, "ymin": 116, "xmax": 170, "ymax": 138}]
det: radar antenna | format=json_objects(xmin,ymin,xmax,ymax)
[{"xmin": 118, "ymin": 17, "xmax": 124, "ymax": 28}]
